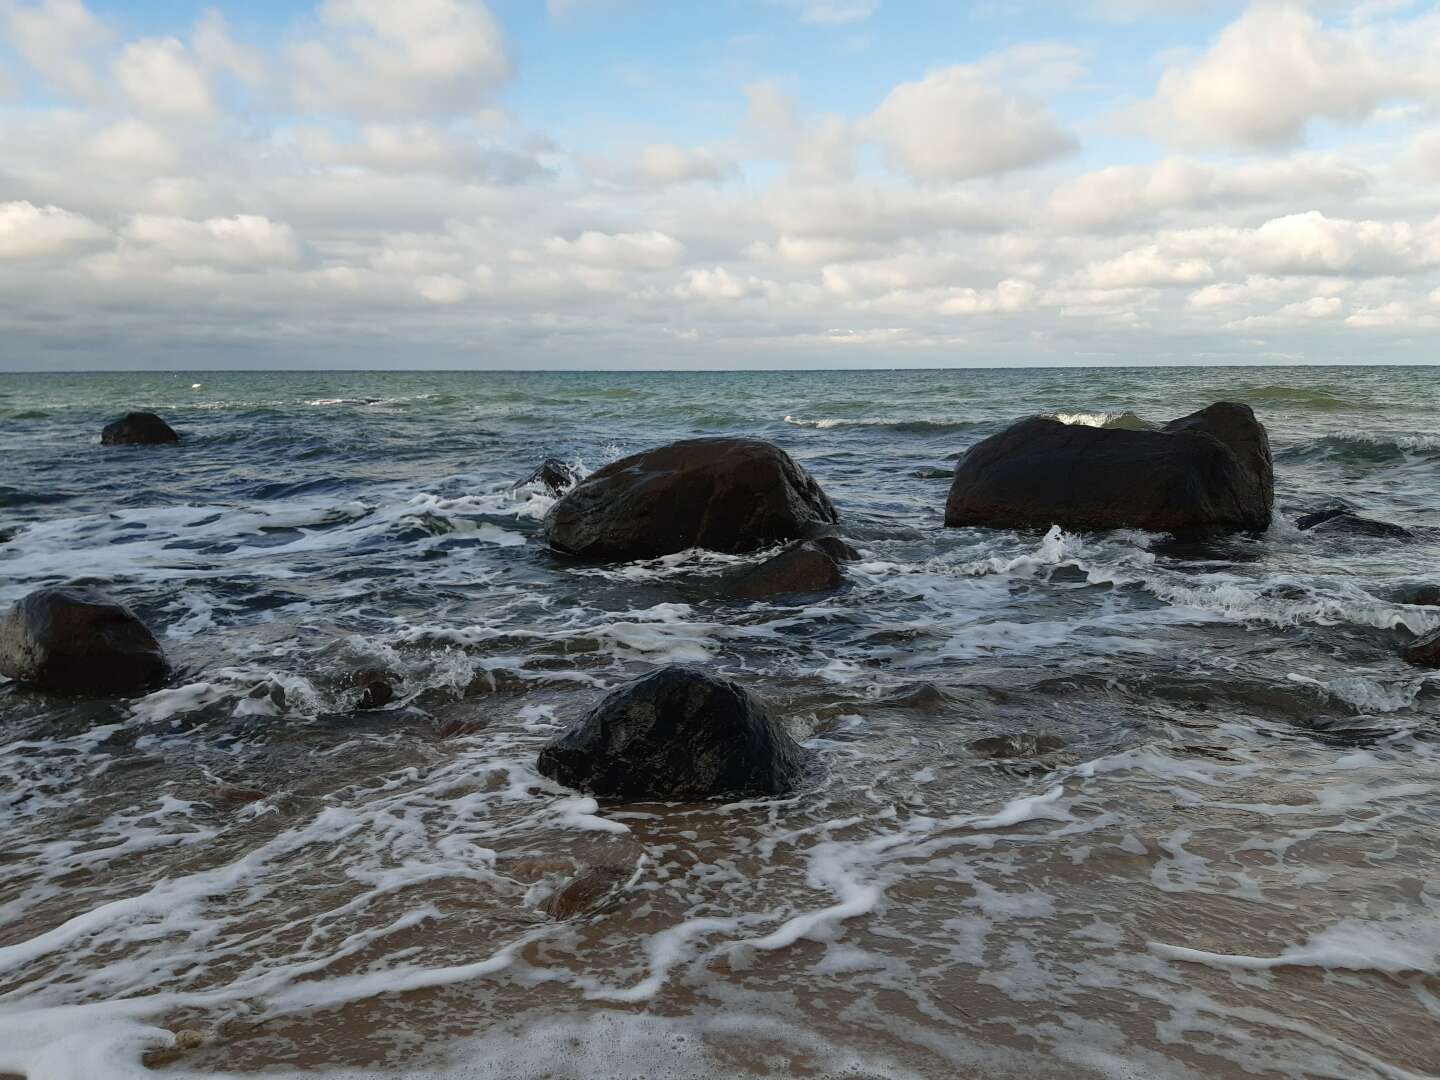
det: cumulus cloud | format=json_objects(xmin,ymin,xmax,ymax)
[
  {"xmin": 867, "ymin": 65, "xmax": 1077, "ymax": 181},
  {"xmin": 1139, "ymin": 4, "xmax": 1437, "ymax": 149},
  {"xmin": 0, "ymin": 201, "xmax": 107, "ymax": 258},
  {"xmin": 545, "ymin": 230, "xmax": 685, "ymax": 270},
  {"xmin": 3, "ymin": 0, "xmax": 109, "ymax": 99},
  {"xmin": 121, "ymin": 214, "xmax": 303, "ymax": 266},
  {"xmin": 1049, "ymin": 155, "xmax": 1373, "ymax": 230},
  {"xmin": 115, "ymin": 37, "xmax": 215, "ymax": 117},
  {"xmin": 290, "ymin": 0, "xmax": 511, "ymax": 118}
]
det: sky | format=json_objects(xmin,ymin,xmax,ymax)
[{"xmin": 1, "ymin": 0, "xmax": 1439, "ymax": 370}]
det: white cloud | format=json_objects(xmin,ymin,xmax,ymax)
[
  {"xmin": 122, "ymin": 214, "xmax": 302, "ymax": 266},
  {"xmin": 193, "ymin": 10, "xmax": 266, "ymax": 86},
  {"xmin": 1239, "ymin": 211, "xmax": 1440, "ymax": 276},
  {"xmin": 778, "ymin": 0, "xmax": 881, "ymax": 24},
  {"xmin": 3, "ymin": 0, "xmax": 109, "ymax": 99},
  {"xmin": 675, "ymin": 266, "xmax": 762, "ymax": 300},
  {"xmin": 1140, "ymin": 4, "xmax": 1437, "ymax": 149},
  {"xmin": 867, "ymin": 65, "xmax": 1077, "ymax": 181},
  {"xmin": 115, "ymin": 37, "xmax": 215, "ymax": 117},
  {"xmin": 1049, "ymin": 155, "xmax": 1372, "ymax": 230},
  {"xmin": 1079, "ymin": 246, "xmax": 1214, "ymax": 289},
  {"xmin": 290, "ymin": 0, "xmax": 511, "ymax": 118},
  {"xmin": 86, "ymin": 119, "xmax": 182, "ymax": 173},
  {"xmin": 0, "ymin": 201, "xmax": 107, "ymax": 258},
  {"xmin": 545, "ymin": 230, "xmax": 685, "ymax": 270},
  {"xmin": 941, "ymin": 280, "xmax": 1038, "ymax": 316}
]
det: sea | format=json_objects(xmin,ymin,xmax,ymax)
[{"xmin": 1, "ymin": 366, "xmax": 1438, "ymax": 1080}]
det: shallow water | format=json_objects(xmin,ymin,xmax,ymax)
[{"xmin": 2, "ymin": 366, "xmax": 1440, "ymax": 1079}]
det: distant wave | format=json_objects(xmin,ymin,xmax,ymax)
[
  {"xmin": 783, "ymin": 415, "xmax": 981, "ymax": 433},
  {"xmin": 1237, "ymin": 385, "xmax": 1361, "ymax": 411}
]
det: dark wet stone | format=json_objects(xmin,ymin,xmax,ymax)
[
  {"xmin": 726, "ymin": 541, "xmax": 843, "ymax": 600},
  {"xmin": 216, "ymin": 786, "xmax": 267, "ymax": 806},
  {"xmin": 521, "ymin": 457, "xmax": 577, "ymax": 496},
  {"xmin": 540, "ymin": 864, "xmax": 632, "ymax": 919},
  {"xmin": 969, "ymin": 733, "xmax": 1066, "ymax": 759},
  {"xmin": 911, "ymin": 467, "xmax": 953, "ymax": 480},
  {"xmin": 945, "ymin": 402, "xmax": 1273, "ymax": 536},
  {"xmin": 1403, "ymin": 627, "xmax": 1440, "ymax": 668},
  {"xmin": 353, "ymin": 670, "xmax": 397, "ymax": 710},
  {"xmin": 1296, "ymin": 507, "xmax": 1411, "ymax": 540},
  {"xmin": 811, "ymin": 535, "xmax": 861, "ymax": 562},
  {"xmin": 545, "ymin": 437, "xmax": 838, "ymax": 561},
  {"xmin": 537, "ymin": 665, "xmax": 812, "ymax": 801},
  {"xmin": 881, "ymin": 683, "xmax": 957, "ymax": 712},
  {"xmin": 0, "ymin": 587, "xmax": 168, "ymax": 696},
  {"xmin": 1261, "ymin": 583, "xmax": 1311, "ymax": 601},
  {"xmin": 101, "ymin": 411, "xmax": 179, "ymax": 446}
]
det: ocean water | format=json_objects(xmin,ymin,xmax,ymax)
[{"xmin": 1, "ymin": 365, "xmax": 1439, "ymax": 1080}]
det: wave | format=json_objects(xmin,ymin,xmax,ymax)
[
  {"xmin": 782, "ymin": 416, "xmax": 981, "ymax": 434},
  {"xmin": 1236, "ymin": 384, "xmax": 1361, "ymax": 411},
  {"xmin": 1044, "ymin": 410, "xmax": 1156, "ymax": 431},
  {"xmin": 1278, "ymin": 433, "xmax": 1440, "ymax": 465}
]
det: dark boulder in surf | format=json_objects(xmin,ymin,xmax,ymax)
[
  {"xmin": 544, "ymin": 437, "xmax": 838, "ymax": 561},
  {"xmin": 101, "ymin": 411, "xmax": 180, "ymax": 446},
  {"xmin": 536, "ymin": 665, "xmax": 812, "ymax": 801},
  {"xmin": 0, "ymin": 587, "xmax": 168, "ymax": 695},
  {"xmin": 1295, "ymin": 507, "xmax": 1412, "ymax": 540},
  {"xmin": 726, "ymin": 541, "xmax": 843, "ymax": 600},
  {"xmin": 349, "ymin": 668, "xmax": 399, "ymax": 710},
  {"xmin": 945, "ymin": 402, "xmax": 1272, "ymax": 536},
  {"xmin": 521, "ymin": 458, "xmax": 577, "ymax": 496},
  {"xmin": 1403, "ymin": 627, "xmax": 1440, "ymax": 668}
]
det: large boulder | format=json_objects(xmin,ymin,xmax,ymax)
[
  {"xmin": 725, "ymin": 541, "xmax": 843, "ymax": 600},
  {"xmin": 102, "ymin": 412, "xmax": 179, "ymax": 445},
  {"xmin": 945, "ymin": 402, "xmax": 1273, "ymax": 536},
  {"xmin": 0, "ymin": 587, "xmax": 169, "ymax": 695},
  {"xmin": 536, "ymin": 666, "xmax": 812, "ymax": 801},
  {"xmin": 545, "ymin": 438, "xmax": 837, "ymax": 561}
]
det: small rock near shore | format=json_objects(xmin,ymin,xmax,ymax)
[
  {"xmin": 537, "ymin": 665, "xmax": 812, "ymax": 801},
  {"xmin": 0, "ymin": 587, "xmax": 169, "ymax": 695}
]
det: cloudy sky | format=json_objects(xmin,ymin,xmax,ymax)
[{"xmin": 1, "ymin": 0, "xmax": 1439, "ymax": 370}]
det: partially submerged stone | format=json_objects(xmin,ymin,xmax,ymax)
[
  {"xmin": 545, "ymin": 437, "xmax": 837, "ymax": 561},
  {"xmin": 0, "ymin": 587, "xmax": 168, "ymax": 695},
  {"xmin": 945, "ymin": 402, "xmax": 1273, "ymax": 537},
  {"xmin": 537, "ymin": 665, "xmax": 812, "ymax": 801}
]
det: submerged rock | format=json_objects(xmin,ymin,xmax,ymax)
[
  {"xmin": 540, "ymin": 864, "xmax": 633, "ymax": 920},
  {"xmin": 101, "ymin": 411, "xmax": 179, "ymax": 446},
  {"xmin": 1392, "ymin": 584, "xmax": 1440, "ymax": 607},
  {"xmin": 945, "ymin": 402, "xmax": 1273, "ymax": 536},
  {"xmin": 544, "ymin": 437, "xmax": 837, "ymax": 561},
  {"xmin": 536, "ymin": 665, "xmax": 812, "ymax": 801},
  {"xmin": 1295, "ymin": 507, "xmax": 1412, "ymax": 540},
  {"xmin": 811, "ymin": 535, "xmax": 861, "ymax": 562},
  {"xmin": 349, "ymin": 668, "xmax": 399, "ymax": 710},
  {"xmin": 520, "ymin": 457, "xmax": 577, "ymax": 496},
  {"xmin": 726, "ymin": 541, "xmax": 843, "ymax": 600},
  {"xmin": 1403, "ymin": 627, "xmax": 1440, "ymax": 668},
  {"xmin": 0, "ymin": 587, "xmax": 168, "ymax": 695},
  {"xmin": 969, "ymin": 733, "xmax": 1066, "ymax": 759}
]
